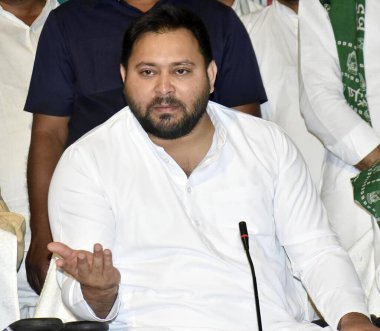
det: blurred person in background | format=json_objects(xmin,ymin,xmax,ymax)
[
  {"xmin": 0, "ymin": 0, "xmax": 59, "ymax": 318},
  {"xmin": 240, "ymin": 0, "xmax": 325, "ymax": 186},
  {"xmin": 299, "ymin": 0, "xmax": 380, "ymax": 315}
]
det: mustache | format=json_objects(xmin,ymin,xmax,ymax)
[{"xmin": 147, "ymin": 96, "xmax": 186, "ymax": 109}]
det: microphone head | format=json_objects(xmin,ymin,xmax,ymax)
[
  {"xmin": 239, "ymin": 221, "xmax": 248, "ymax": 236},
  {"xmin": 239, "ymin": 221, "xmax": 249, "ymax": 251}
]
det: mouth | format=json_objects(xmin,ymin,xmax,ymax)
[{"xmin": 152, "ymin": 104, "xmax": 179, "ymax": 113}]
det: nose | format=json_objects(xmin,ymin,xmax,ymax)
[{"xmin": 154, "ymin": 72, "xmax": 175, "ymax": 96}]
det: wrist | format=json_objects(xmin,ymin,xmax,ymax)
[
  {"xmin": 30, "ymin": 233, "xmax": 53, "ymax": 245},
  {"xmin": 81, "ymin": 284, "xmax": 119, "ymax": 318},
  {"xmin": 355, "ymin": 145, "xmax": 380, "ymax": 171}
]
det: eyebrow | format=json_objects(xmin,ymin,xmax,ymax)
[
  {"xmin": 135, "ymin": 61, "xmax": 196, "ymax": 68},
  {"xmin": 172, "ymin": 61, "xmax": 196, "ymax": 66}
]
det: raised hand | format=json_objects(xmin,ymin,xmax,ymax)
[{"xmin": 48, "ymin": 242, "xmax": 121, "ymax": 318}]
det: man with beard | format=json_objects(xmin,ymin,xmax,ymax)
[
  {"xmin": 47, "ymin": 5, "xmax": 377, "ymax": 331},
  {"xmin": 23, "ymin": 0, "xmax": 266, "ymax": 296}
]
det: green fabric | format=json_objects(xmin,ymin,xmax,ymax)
[
  {"xmin": 320, "ymin": 1, "xmax": 380, "ymax": 222},
  {"xmin": 58, "ymin": 0, "xmax": 67, "ymax": 3},
  {"xmin": 351, "ymin": 162, "xmax": 380, "ymax": 225},
  {"xmin": 320, "ymin": 0, "xmax": 370, "ymax": 124}
]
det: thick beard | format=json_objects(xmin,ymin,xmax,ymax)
[{"xmin": 125, "ymin": 84, "xmax": 210, "ymax": 140}]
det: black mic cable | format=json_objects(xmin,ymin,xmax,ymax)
[{"xmin": 239, "ymin": 221, "xmax": 263, "ymax": 331}]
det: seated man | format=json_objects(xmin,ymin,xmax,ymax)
[
  {"xmin": 47, "ymin": 5, "xmax": 377, "ymax": 330},
  {"xmin": 24, "ymin": 0, "xmax": 266, "ymax": 294}
]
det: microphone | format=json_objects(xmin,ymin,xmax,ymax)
[
  {"xmin": 239, "ymin": 221, "xmax": 263, "ymax": 331},
  {"xmin": 239, "ymin": 221, "xmax": 250, "ymax": 251}
]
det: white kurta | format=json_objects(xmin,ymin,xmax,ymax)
[
  {"xmin": 49, "ymin": 102, "xmax": 368, "ymax": 330},
  {"xmin": 241, "ymin": 0, "xmax": 325, "ymax": 187},
  {"xmin": 0, "ymin": 0, "xmax": 59, "ymax": 317},
  {"xmin": 299, "ymin": 0, "xmax": 380, "ymax": 314}
]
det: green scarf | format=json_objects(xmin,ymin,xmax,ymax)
[
  {"xmin": 351, "ymin": 162, "xmax": 380, "ymax": 225},
  {"xmin": 320, "ymin": 0, "xmax": 380, "ymax": 223},
  {"xmin": 320, "ymin": 0, "xmax": 370, "ymax": 124}
]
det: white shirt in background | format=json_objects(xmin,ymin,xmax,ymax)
[
  {"xmin": 299, "ymin": 0, "xmax": 380, "ymax": 314},
  {"xmin": 49, "ymin": 102, "xmax": 368, "ymax": 330},
  {"xmin": 0, "ymin": 0, "xmax": 60, "ymax": 317},
  {"xmin": 241, "ymin": 0, "xmax": 325, "ymax": 187}
]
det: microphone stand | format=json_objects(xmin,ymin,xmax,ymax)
[{"xmin": 239, "ymin": 221, "xmax": 263, "ymax": 331}]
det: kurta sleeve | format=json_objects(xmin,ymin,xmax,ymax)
[
  {"xmin": 270, "ymin": 125, "xmax": 369, "ymax": 329},
  {"xmin": 298, "ymin": 0, "xmax": 380, "ymax": 165},
  {"xmin": 49, "ymin": 145, "xmax": 119, "ymax": 321}
]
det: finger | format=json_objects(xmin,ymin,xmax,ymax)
[
  {"xmin": 55, "ymin": 258, "xmax": 65, "ymax": 268},
  {"xmin": 103, "ymin": 249, "xmax": 121, "ymax": 284},
  {"xmin": 103, "ymin": 249, "xmax": 113, "ymax": 270},
  {"xmin": 77, "ymin": 252, "xmax": 91, "ymax": 279},
  {"xmin": 47, "ymin": 242, "xmax": 75, "ymax": 259},
  {"xmin": 55, "ymin": 255, "xmax": 80, "ymax": 279},
  {"xmin": 92, "ymin": 243, "xmax": 104, "ymax": 274}
]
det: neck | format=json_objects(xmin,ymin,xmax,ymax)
[
  {"xmin": 219, "ymin": 0, "xmax": 235, "ymax": 7},
  {"xmin": 150, "ymin": 112, "xmax": 215, "ymax": 177},
  {"xmin": 0, "ymin": 0, "xmax": 46, "ymax": 25},
  {"xmin": 125, "ymin": 0, "xmax": 159, "ymax": 12},
  {"xmin": 278, "ymin": 0, "xmax": 298, "ymax": 13}
]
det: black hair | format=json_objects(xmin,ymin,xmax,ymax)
[{"xmin": 121, "ymin": 4, "xmax": 213, "ymax": 68}]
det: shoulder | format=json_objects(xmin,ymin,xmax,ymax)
[
  {"xmin": 43, "ymin": 0, "xmax": 98, "ymax": 29},
  {"xmin": 169, "ymin": 0, "xmax": 241, "ymax": 27},
  {"xmin": 209, "ymin": 101, "xmax": 299, "ymax": 167},
  {"xmin": 54, "ymin": 0, "xmax": 97, "ymax": 13},
  {"xmin": 65, "ymin": 107, "xmax": 130, "ymax": 156},
  {"xmin": 208, "ymin": 101, "xmax": 285, "ymax": 139},
  {"xmin": 171, "ymin": 0, "xmax": 234, "ymax": 14},
  {"xmin": 48, "ymin": 0, "xmax": 104, "ymax": 26}
]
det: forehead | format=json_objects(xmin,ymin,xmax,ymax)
[{"xmin": 128, "ymin": 28, "xmax": 204, "ymax": 66}]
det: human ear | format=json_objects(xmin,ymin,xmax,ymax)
[
  {"xmin": 120, "ymin": 64, "xmax": 127, "ymax": 82},
  {"xmin": 207, "ymin": 60, "xmax": 218, "ymax": 94}
]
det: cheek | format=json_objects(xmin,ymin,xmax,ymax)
[
  {"xmin": 126, "ymin": 80, "xmax": 152, "ymax": 104},
  {"xmin": 179, "ymin": 78, "xmax": 210, "ymax": 104}
]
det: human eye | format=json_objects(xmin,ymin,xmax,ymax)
[
  {"xmin": 175, "ymin": 67, "xmax": 191, "ymax": 75},
  {"xmin": 139, "ymin": 68, "xmax": 155, "ymax": 77}
]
